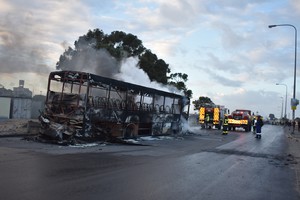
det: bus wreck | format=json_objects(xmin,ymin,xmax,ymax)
[{"xmin": 39, "ymin": 71, "xmax": 190, "ymax": 142}]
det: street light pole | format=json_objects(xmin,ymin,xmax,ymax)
[
  {"xmin": 276, "ymin": 83, "xmax": 288, "ymax": 119},
  {"xmin": 269, "ymin": 24, "xmax": 297, "ymax": 133},
  {"xmin": 280, "ymin": 97, "xmax": 284, "ymax": 119}
]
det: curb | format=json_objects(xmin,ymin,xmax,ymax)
[
  {"xmin": 284, "ymin": 127, "xmax": 300, "ymax": 193},
  {"xmin": 0, "ymin": 133, "xmax": 38, "ymax": 138}
]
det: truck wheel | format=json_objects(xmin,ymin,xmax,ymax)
[
  {"xmin": 249, "ymin": 125, "xmax": 252, "ymax": 132},
  {"xmin": 245, "ymin": 124, "xmax": 251, "ymax": 132}
]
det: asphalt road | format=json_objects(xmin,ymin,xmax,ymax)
[{"xmin": 0, "ymin": 125, "xmax": 299, "ymax": 200}]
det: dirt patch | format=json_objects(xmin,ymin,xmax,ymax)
[{"xmin": 0, "ymin": 119, "xmax": 39, "ymax": 136}]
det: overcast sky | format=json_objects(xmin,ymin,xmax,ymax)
[{"xmin": 1, "ymin": 0, "xmax": 300, "ymax": 119}]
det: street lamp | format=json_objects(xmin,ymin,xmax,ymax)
[
  {"xmin": 276, "ymin": 83, "xmax": 287, "ymax": 119},
  {"xmin": 280, "ymin": 97, "xmax": 284, "ymax": 119},
  {"xmin": 269, "ymin": 24, "xmax": 297, "ymax": 133}
]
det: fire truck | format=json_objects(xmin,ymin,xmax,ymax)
[
  {"xmin": 198, "ymin": 104, "xmax": 228, "ymax": 129},
  {"xmin": 227, "ymin": 109, "xmax": 252, "ymax": 132}
]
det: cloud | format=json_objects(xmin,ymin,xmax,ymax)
[
  {"xmin": 0, "ymin": 0, "xmax": 299, "ymax": 118},
  {"xmin": 0, "ymin": 0, "xmax": 92, "ymax": 75},
  {"xmin": 205, "ymin": 53, "xmax": 241, "ymax": 74},
  {"xmin": 127, "ymin": 1, "xmax": 292, "ymax": 85},
  {"xmin": 215, "ymin": 89, "xmax": 282, "ymax": 117},
  {"xmin": 201, "ymin": 66, "xmax": 243, "ymax": 87}
]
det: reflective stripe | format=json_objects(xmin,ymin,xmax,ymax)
[
  {"xmin": 228, "ymin": 119, "xmax": 248, "ymax": 125},
  {"xmin": 213, "ymin": 108, "xmax": 219, "ymax": 123},
  {"xmin": 223, "ymin": 118, "xmax": 228, "ymax": 125},
  {"xmin": 199, "ymin": 107, "xmax": 205, "ymax": 123}
]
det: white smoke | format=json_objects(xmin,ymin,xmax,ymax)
[
  {"xmin": 59, "ymin": 47, "xmax": 120, "ymax": 78},
  {"xmin": 56, "ymin": 33, "xmax": 182, "ymax": 96},
  {"xmin": 114, "ymin": 57, "xmax": 182, "ymax": 95}
]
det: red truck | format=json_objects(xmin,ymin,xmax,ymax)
[{"xmin": 227, "ymin": 109, "xmax": 252, "ymax": 132}]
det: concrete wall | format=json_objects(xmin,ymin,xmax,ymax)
[
  {"xmin": 31, "ymin": 100, "xmax": 45, "ymax": 118},
  {"xmin": 11, "ymin": 98, "xmax": 32, "ymax": 119},
  {"xmin": 0, "ymin": 97, "xmax": 11, "ymax": 119}
]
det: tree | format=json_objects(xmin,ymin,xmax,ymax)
[
  {"xmin": 56, "ymin": 28, "xmax": 193, "ymax": 97},
  {"xmin": 192, "ymin": 96, "xmax": 214, "ymax": 111},
  {"xmin": 168, "ymin": 73, "xmax": 192, "ymax": 98},
  {"xmin": 269, "ymin": 114, "xmax": 275, "ymax": 120},
  {"xmin": 57, "ymin": 29, "xmax": 146, "ymax": 70},
  {"xmin": 138, "ymin": 49, "xmax": 170, "ymax": 84},
  {"xmin": 101, "ymin": 31, "xmax": 145, "ymax": 59}
]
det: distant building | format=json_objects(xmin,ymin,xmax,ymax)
[
  {"xmin": 13, "ymin": 80, "xmax": 32, "ymax": 98},
  {"xmin": 0, "ymin": 80, "xmax": 46, "ymax": 119},
  {"xmin": 0, "ymin": 87, "xmax": 13, "ymax": 97},
  {"xmin": 0, "ymin": 96, "xmax": 11, "ymax": 119},
  {"xmin": 10, "ymin": 80, "xmax": 32, "ymax": 119}
]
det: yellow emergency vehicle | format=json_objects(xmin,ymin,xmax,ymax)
[{"xmin": 199, "ymin": 105, "xmax": 228, "ymax": 129}]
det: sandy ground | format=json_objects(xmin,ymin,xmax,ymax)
[{"xmin": 0, "ymin": 119, "xmax": 39, "ymax": 136}]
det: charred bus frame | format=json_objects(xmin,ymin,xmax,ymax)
[{"xmin": 41, "ymin": 71, "xmax": 190, "ymax": 140}]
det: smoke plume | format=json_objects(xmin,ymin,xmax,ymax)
[
  {"xmin": 58, "ymin": 46, "xmax": 120, "ymax": 78},
  {"xmin": 0, "ymin": 10, "xmax": 53, "ymax": 75},
  {"xmin": 58, "ymin": 38, "xmax": 181, "ymax": 95}
]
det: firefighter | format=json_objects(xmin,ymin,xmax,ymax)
[
  {"xmin": 252, "ymin": 116, "xmax": 257, "ymax": 134},
  {"xmin": 205, "ymin": 114, "xmax": 210, "ymax": 129},
  {"xmin": 222, "ymin": 114, "xmax": 229, "ymax": 135},
  {"xmin": 255, "ymin": 115, "xmax": 264, "ymax": 139}
]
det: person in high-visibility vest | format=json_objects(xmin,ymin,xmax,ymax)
[
  {"xmin": 252, "ymin": 116, "xmax": 257, "ymax": 134},
  {"xmin": 255, "ymin": 115, "xmax": 264, "ymax": 139},
  {"xmin": 222, "ymin": 115, "xmax": 229, "ymax": 135},
  {"xmin": 205, "ymin": 114, "xmax": 211, "ymax": 129}
]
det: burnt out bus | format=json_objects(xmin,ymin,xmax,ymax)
[{"xmin": 39, "ymin": 70, "xmax": 190, "ymax": 141}]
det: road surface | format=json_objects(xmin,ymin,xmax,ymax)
[{"xmin": 0, "ymin": 124, "xmax": 298, "ymax": 200}]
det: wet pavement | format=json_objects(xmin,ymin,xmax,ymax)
[{"xmin": 0, "ymin": 124, "xmax": 299, "ymax": 199}]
